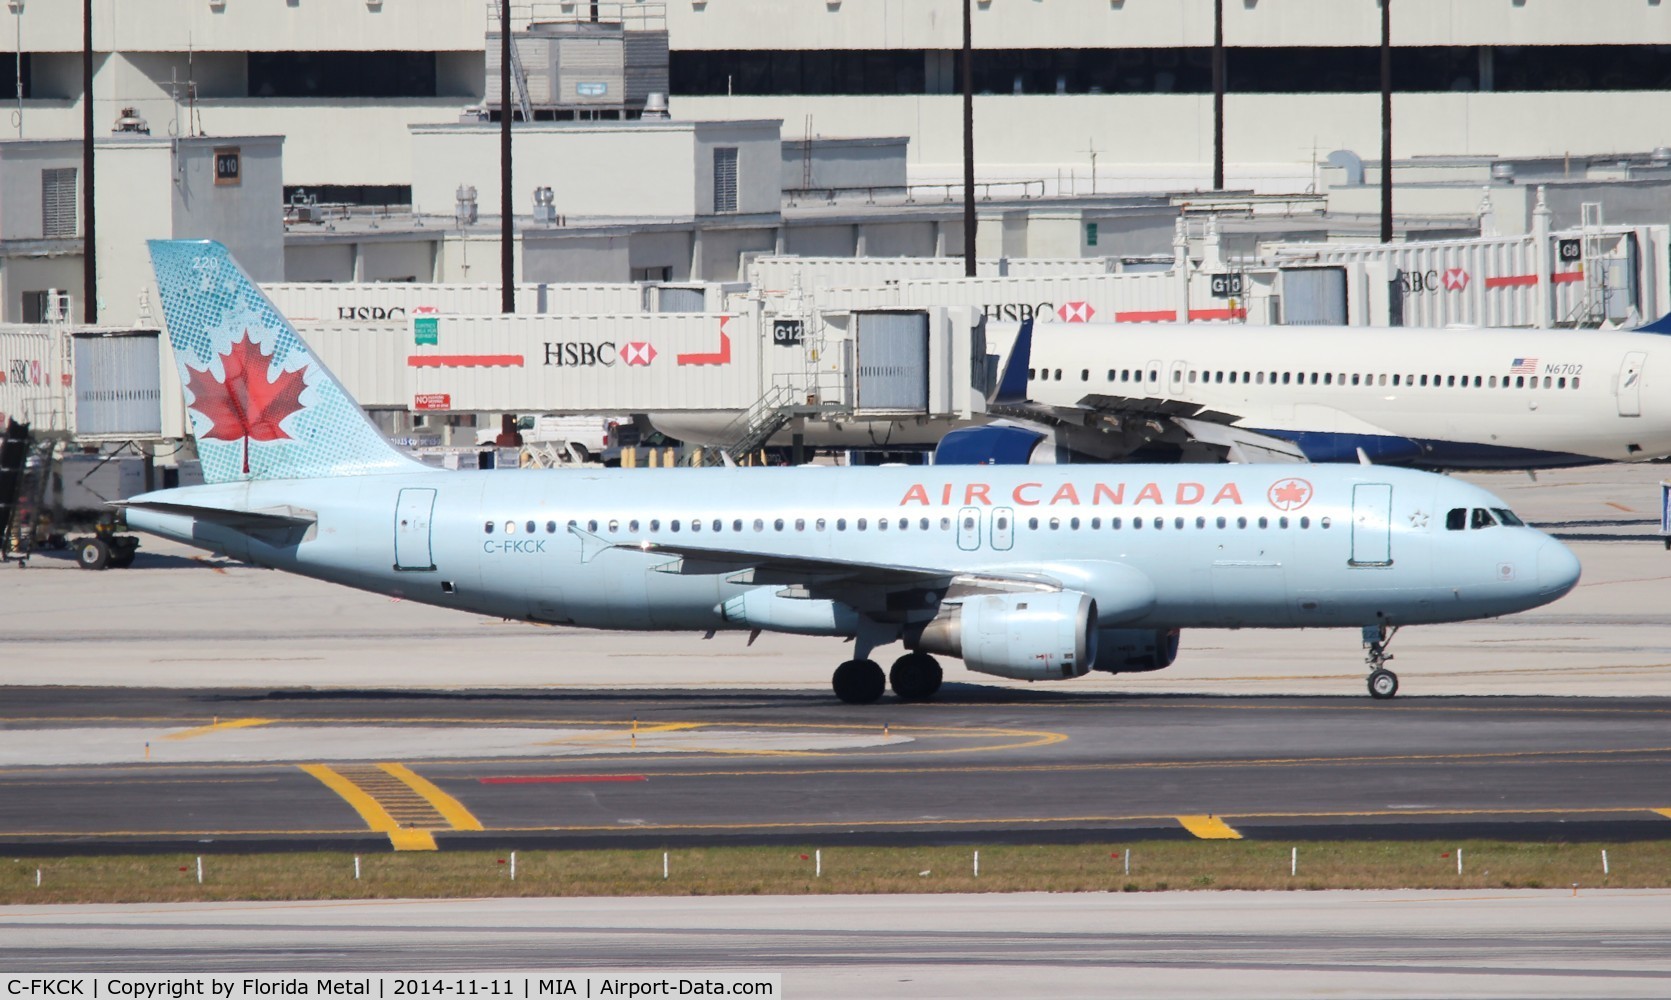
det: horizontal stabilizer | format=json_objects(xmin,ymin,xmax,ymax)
[{"xmin": 113, "ymin": 499, "xmax": 317, "ymax": 531}]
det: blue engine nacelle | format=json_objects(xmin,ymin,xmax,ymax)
[
  {"xmin": 916, "ymin": 591, "xmax": 1097, "ymax": 680},
  {"xmin": 1091, "ymin": 628, "xmax": 1181, "ymax": 674},
  {"xmin": 934, "ymin": 424, "xmax": 1059, "ymax": 466}
]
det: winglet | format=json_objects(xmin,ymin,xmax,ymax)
[
  {"xmin": 990, "ymin": 318, "xmax": 1034, "ymax": 404},
  {"xmin": 1636, "ymin": 311, "xmax": 1671, "ymax": 335}
]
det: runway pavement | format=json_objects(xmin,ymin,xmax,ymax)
[
  {"xmin": 3, "ymin": 686, "xmax": 1671, "ymax": 851},
  {"xmin": 3, "ymin": 891, "xmax": 1671, "ymax": 998}
]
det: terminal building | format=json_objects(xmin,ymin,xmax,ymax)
[
  {"xmin": 4, "ymin": 1, "xmax": 1671, "ymax": 502},
  {"xmin": 5, "ymin": 1, "xmax": 1670, "ymax": 197}
]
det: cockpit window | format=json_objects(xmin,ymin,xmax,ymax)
[
  {"xmin": 1471, "ymin": 508, "xmax": 1498, "ymax": 529},
  {"xmin": 1446, "ymin": 508, "xmax": 1466, "ymax": 531},
  {"xmin": 1492, "ymin": 507, "xmax": 1525, "ymax": 527}
]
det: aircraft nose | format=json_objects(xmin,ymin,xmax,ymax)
[{"xmin": 1536, "ymin": 537, "xmax": 1582, "ymax": 597}]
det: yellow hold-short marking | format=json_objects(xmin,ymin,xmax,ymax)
[{"xmin": 1177, "ymin": 814, "xmax": 1243, "ymax": 839}]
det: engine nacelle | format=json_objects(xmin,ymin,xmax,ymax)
[
  {"xmin": 933, "ymin": 424, "xmax": 1059, "ymax": 465},
  {"xmin": 1092, "ymin": 628, "xmax": 1181, "ymax": 674},
  {"xmin": 916, "ymin": 591, "xmax": 1097, "ymax": 681}
]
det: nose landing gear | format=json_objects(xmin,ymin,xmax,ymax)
[{"xmin": 1363, "ymin": 623, "xmax": 1399, "ymax": 699}]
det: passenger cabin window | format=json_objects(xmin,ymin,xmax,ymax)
[{"xmin": 1446, "ymin": 508, "xmax": 1467, "ymax": 531}]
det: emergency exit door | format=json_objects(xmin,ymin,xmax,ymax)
[
  {"xmin": 1349, "ymin": 483, "xmax": 1393, "ymax": 567},
  {"xmin": 394, "ymin": 488, "xmax": 437, "ymax": 571},
  {"xmin": 1618, "ymin": 351, "xmax": 1646, "ymax": 417}
]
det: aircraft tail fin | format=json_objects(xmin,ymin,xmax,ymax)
[
  {"xmin": 990, "ymin": 318, "xmax": 1034, "ymax": 404},
  {"xmin": 1636, "ymin": 311, "xmax": 1671, "ymax": 335},
  {"xmin": 148, "ymin": 240, "xmax": 427, "ymax": 484}
]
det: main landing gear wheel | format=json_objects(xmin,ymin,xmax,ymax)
[
  {"xmin": 1368, "ymin": 669, "xmax": 1399, "ymax": 700},
  {"xmin": 832, "ymin": 658, "xmax": 885, "ymax": 705},
  {"xmin": 75, "ymin": 538, "xmax": 110, "ymax": 571},
  {"xmin": 889, "ymin": 652, "xmax": 943, "ymax": 702}
]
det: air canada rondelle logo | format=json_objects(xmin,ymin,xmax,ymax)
[{"xmin": 1267, "ymin": 477, "xmax": 1313, "ymax": 511}]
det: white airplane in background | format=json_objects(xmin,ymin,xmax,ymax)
[
  {"xmin": 937, "ymin": 318, "xmax": 1671, "ymax": 468},
  {"xmin": 120, "ymin": 241, "xmax": 1581, "ymax": 703}
]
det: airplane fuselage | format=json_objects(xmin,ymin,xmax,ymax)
[
  {"xmin": 127, "ymin": 464, "xmax": 1576, "ymax": 635},
  {"xmin": 1012, "ymin": 323, "xmax": 1669, "ymax": 468}
]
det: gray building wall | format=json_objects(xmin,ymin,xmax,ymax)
[
  {"xmin": 781, "ymin": 136, "xmax": 910, "ymax": 193},
  {"xmin": 168, "ymin": 136, "xmax": 285, "ymax": 283}
]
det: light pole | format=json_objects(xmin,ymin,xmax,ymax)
[
  {"xmin": 962, "ymin": 0, "xmax": 975, "ymax": 276},
  {"xmin": 1380, "ymin": 0, "xmax": 1393, "ymax": 243},
  {"xmin": 1212, "ymin": 0, "xmax": 1224, "ymax": 190},
  {"xmin": 82, "ymin": 0, "xmax": 94, "ymax": 322},
  {"xmin": 500, "ymin": 0, "xmax": 514, "ymax": 311}
]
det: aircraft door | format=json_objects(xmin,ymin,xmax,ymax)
[
  {"xmin": 1144, "ymin": 360, "xmax": 1163, "ymax": 396},
  {"xmin": 957, "ymin": 507, "xmax": 982, "ymax": 551},
  {"xmin": 1617, "ymin": 351, "xmax": 1646, "ymax": 417},
  {"xmin": 1348, "ymin": 483, "xmax": 1394, "ymax": 567},
  {"xmin": 991, "ymin": 507, "xmax": 1015, "ymax": 551},
  {"xmin": 393, "ymin": 488, "xmax": 437, "ymax": 571}
]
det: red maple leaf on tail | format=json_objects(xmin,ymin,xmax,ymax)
[{"xmin": 184, "ymin": 332, "xmax": 308, "ymax": 474}]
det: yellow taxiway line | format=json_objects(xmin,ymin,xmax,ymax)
[
  {"xmin": 298, "ymin": 763, "xmax": 436, "ymax": 851},
  {"xmin": 163, "ymin": 718, "xmax": 274, "ymax": 741},
  {"xmin": 377, "ymin": 763, "xmax": 484, "ymax": 832}
]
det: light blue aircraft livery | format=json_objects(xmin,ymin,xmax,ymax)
[{"xmin": 122, "ymin": 240, "xmax": 1583, "ymax": 702}]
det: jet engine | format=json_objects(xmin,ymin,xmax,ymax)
[
  {"xmin": 915, "ymin": 591, "xmax": 1097, "ymax": 681},
  {"xmin": 1091, "ymin": 628, "xmax": 1181, "ymax": 674},
  {"xmin": 933, "ymin": 425, "xmax": 1059, "ymax": 465}
]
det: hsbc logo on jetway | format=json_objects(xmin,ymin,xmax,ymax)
[
  {"xmin": 977, "ymin": 302, "xmax": 1097, "ymax": 323},
  {"xmin": 981, "ymin": 303, "xmax": 1054, "ymax": 322},
  {"xmin": 543, "ymin": 342, "xmax": 616, "ymax": 367}
]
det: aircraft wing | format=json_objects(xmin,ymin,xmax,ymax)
[
  {"xmin": 606, "ymin": 536, "xmax": 1060, "ymax": 616},
  {"xmin": 982, "ymin": 393, "xmax": 1307, "ymax": 464}
]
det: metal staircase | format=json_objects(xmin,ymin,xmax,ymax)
[
  {"xmin": 1, "ymin": 420, "xmax": 58, "ymax": 566},
  {"xmin": 689, "ymin": 385, "xmax": 801, "ymax": 467}
]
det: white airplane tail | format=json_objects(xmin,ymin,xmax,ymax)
[{"xmin": 148, "ymin": 240, "xmax": 427, "ymax": 484}]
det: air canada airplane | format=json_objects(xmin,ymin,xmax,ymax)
[
  {"xmin": 938, "ymin": 318, "xmax": 1671, "ymax": 468},
  {"xmin": 123, "ymin": 241, "xmax": 1582, "ymax": 702}
]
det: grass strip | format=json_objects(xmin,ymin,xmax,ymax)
[{"xmin": 5, "ymin": 840, "xmax": 1671, "ymax": 904}]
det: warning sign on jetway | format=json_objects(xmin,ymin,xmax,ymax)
[{"xmin": 414, "ymin": 392, "xmax": 451, "ymax": 411}]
